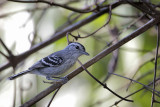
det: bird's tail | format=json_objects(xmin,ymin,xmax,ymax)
[{"xmin": 8, "ymin": 70, "xmax": 30, "ymax": 80}]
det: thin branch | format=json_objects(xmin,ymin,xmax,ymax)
[
  {"xmin": 154, "ymin": 100, "xmax": 160, "ymax": 104},
  {"xmin": 47, "ymin": 87, "xmax": 61, "ymax": 107},
  {"xmin": 0, "ymin": 7, "xmax": 47, "ymax": 18},
  {"xmin": 66, "ymin": 32, "xmax": 72, "ymax": 44},
  {"xmin": 120, "ymin": 47, "xmax": 151, "ymax": 53},
  {"xmin": 0, "ymin": 38, "xmax": 13, "ymax": 56},
  {"xmin": 119, "ymin": 14, "xmax": 146, "ymax": 35},
  {"xmin": 110, "ymin": 77, "xmax": 160, "ymax": 107},
  {"xmin": 92, "ymin": 75, "xmax": 160, "ymax": 107},
  {"xmin": 151, "ymin": 23, "xmax": 160, "ymax": 107},
  {"xmin": 69, "ymin": 5, "xmax": 112, "ymax": 39},
  {"xmin": 13, "ymin": 80, "xmax": 16, "ymax": 107},
  {"xmin": 55, "ymin": 13, "xmax": 82, "ymax": 33},
  {"xmin": 126, "ymin": 0, "xmax": 155, "ymax": 17},
  {"xmin": 126, "ymin": 55, "xmax": 160, "ymax": 91},
  {"xmin": 103, "ymin": 26, "xmax": 119, "ymax": 82},
  {"xmin": 0, "ymin": 51, "xmax": 9, "ymax": 59},
  {"xmin": 8, "ymin": 0, "xmax": 100, "ymax": 13},
  {"xmin": 111, "ymin": 73, "xmax": 160, "ymax": 94},
  {"xmin": 77, "ymin": 60, "xmax": 133, "ymax": 102},
  {"xmin": 141, "ymin": 0, "xmax": 160, "ymax": 15},
  {"xmin": 112, "ymin": 13, "xmax": 140, "ymax": 18},
  {"xmin": 0, "ymin": 38, "xmax": 17, "ymax": 68}
]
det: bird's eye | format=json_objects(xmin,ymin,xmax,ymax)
[{"xmin": 75, "ymin": 46, "xmax": 79, "ymax": 49}]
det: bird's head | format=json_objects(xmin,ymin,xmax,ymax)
[{"xmin": 65, "ymin": 42, "xmax": 89, "ymax": 57}]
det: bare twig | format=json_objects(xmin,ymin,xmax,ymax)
[
  {"xmin": 151, "ymin": 23, "xmax": 160, "ymax": 107},
  {"xmin": 111, "ymin": 73, "xmax": 160, "ymax": 94},
  {"xmin": 119, "ymin": 14, "xmax": 146, "ymax": 35},
  {"xmin": 103, "ymin": 27, "xmax": 119, "ymax": 82},
  {"xmin": 126, "ymin": 55, "xmax": 160, "ymax": 91},
  {"xmin": 110, "ymin": 77, "xmax": 160, "ymax": 107},
  {"xmin": 112, "ymin": 13, "xmax": 140, "ymax": 18},
  {"xmin": 13, "ymin": 80, "xmax": 16, "ymax": 107},
  {"xmin": 120, "ymin": 47, "xmax": 151, "ymax": 53},
  {"xmin": 77, "ymin": 60, "xmax": 133, "ymax": 102},
  {"xmin": 126, "ymin": 0, "xmax": 156, "ymax": 17},
  {"xmin": 66, "ymin": 32, "xmax": 72, "ymax": 44},
  {"xmin": 0, "ymin": 7, "xmax": 48, "ymax": 18},
  {"xmin": 8, "ymin": 0, "xmax": 100, "ymax": 13},
  {"xmin": 56, "ymin": 13, "xmax": 82, "ymax": 33},
  {"xmin": 141, "ymin": 0, "xmax": 160, "ymax": 15},
  {"xmin": 47, "ymin": 87, "xmax": 61, "ymax": 107},
  {"xmin": 0, "ymin": 51, "xmax": 9, "ymax": 59},
  {"xmin": 0, "ymin": 38, "xmax": 17, "ymax": 68},
  {"xmin": 0, "ymin": 38, "xmax": 13, "ymax": 56},
  {"xmin": 68, "ymin": 5, "xmax": 112, "ymax": 39},
  {"xmin": 92, "ymin": 76, "xmax": 160, "ymax": 107}
]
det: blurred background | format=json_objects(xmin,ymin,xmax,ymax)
[{"xmin": 0, "ymin": 0, "xmax": 160, "ymax": 107}]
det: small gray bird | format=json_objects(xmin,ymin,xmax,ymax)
[{"xmin": 8, "ymin": 42, "xmax": 89, "ymax": 82}]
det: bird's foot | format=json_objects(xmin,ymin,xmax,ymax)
[{"xmin": 44, "ymin": 76, "xmax": 68, "ymax": 84}]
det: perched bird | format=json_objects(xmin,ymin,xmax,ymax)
[{"xmin": 8, "ymin": 42, "xmax": 89, "ymax": 83}]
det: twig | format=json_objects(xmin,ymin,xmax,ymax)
[
  {"xmin": 151, "ymin": 23, "xmax": 160, "ymax": 107},
  {"xmin": 0, "ymin": 51, "xmax": 9, "ymax": 59},
  {"xmin": 77, "ymin": 60, "xmax": 133, "ymax": 102},
  {"xmin": 0, "ymin": 7, "xmax": 47, "ymax": 18},
  {"xmin": 68, "ymin": 5, "xmax": 112, "ymax": 39},
  {"xmin": 0, "ymin": 38, "xmax": 17, "ymax": 68},
  {"xmin": 141, "ymin": 0, "xmax": 160, "ymax": 15},
  {"xmin": 66, "ymin": 32, "xmax": 72, "ymax": 44},
  {"xmin": 119, "ymin": 14, "xmax": 146, "ymax": 35},
  {"xmin": 126, "ymin": 0, "xmax": 154, "ymax": 17},
  {"xmin": 103, "ymin": 27, "xmax": 119, "ymax": 82},
  {"xmin": 47, "ymin": 87, "xmax": 61, "ymax": 107},
  {"xmin": 120, "ymin": 47, "xmax": 151, "ymax": 53},
  {"xmin": 126, "ymin": 55, "xmax": 160, "ymax": 91},
  {"xmin": 112, "ymin": 13, "xmax": 140, "ymax": 18},
  {"xmin": 0, "ymin": 38, "xmax": 13, "ymax": 56},
  {"xmin": 154, "ymin": 100, "xmax": 160, "ymax": 104},
  {"xmin": 110, "ymin": 77, "xmax": 160, "ymax": 107},
  {"xmin": 56, "ymin": 13, "xmax": 82, "ymax": 32},
  {"xmin": 8, "ymin": 0, "xmax": 99, "ymax": 13},
  {"xmin": 111, "ymin": 73, "xmax": 160, "ymax": 94},
  {"xmin": 91, "ymin": 75, "xmax": 160, "ymax": 107},
  {"xmin": 13, "ymin": 80, "xmax": 16, "ymax": 107}
]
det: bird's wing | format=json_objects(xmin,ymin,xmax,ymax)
[{"xmin": 28, "ymin": 55, "xmax": 64, "ymax": 71}]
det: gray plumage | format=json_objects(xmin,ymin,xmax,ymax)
[{"xmin": 8, "ymin": 42, "xmax": 89, "ymax": 80}]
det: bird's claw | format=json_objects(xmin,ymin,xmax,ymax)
[{"xmin": 44, "ymin": 76, "xmax": 68, "ymax": 84}]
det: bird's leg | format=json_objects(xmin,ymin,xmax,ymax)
[
  {"xmin": 57, "ymin": 76, "xmax": 68, "ymax": 84},
  {"xmin": 43, "ymin": 76, "xmax": 68, "ymax": 84}
]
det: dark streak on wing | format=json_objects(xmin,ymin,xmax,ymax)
[{"xmin": 41, "ymin": 56, "xmax": 63, "ymax": 67}]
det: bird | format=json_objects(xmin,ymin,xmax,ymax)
[{"xmin": 8, "ymin": 42, "xmax": 89, "ymax": 83}]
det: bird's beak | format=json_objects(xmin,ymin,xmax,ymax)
[{"xmin": 83, "ymin": 51, "xmax": 89, "ymax": 56}]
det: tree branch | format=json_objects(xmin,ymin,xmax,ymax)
[
  {"xmin": 8, "ymin": 0, "xmax": 100, "ymax": 13},
  {"xmin": 151, "ymin": 22, "xmax": 160, "ymax": 107}
]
